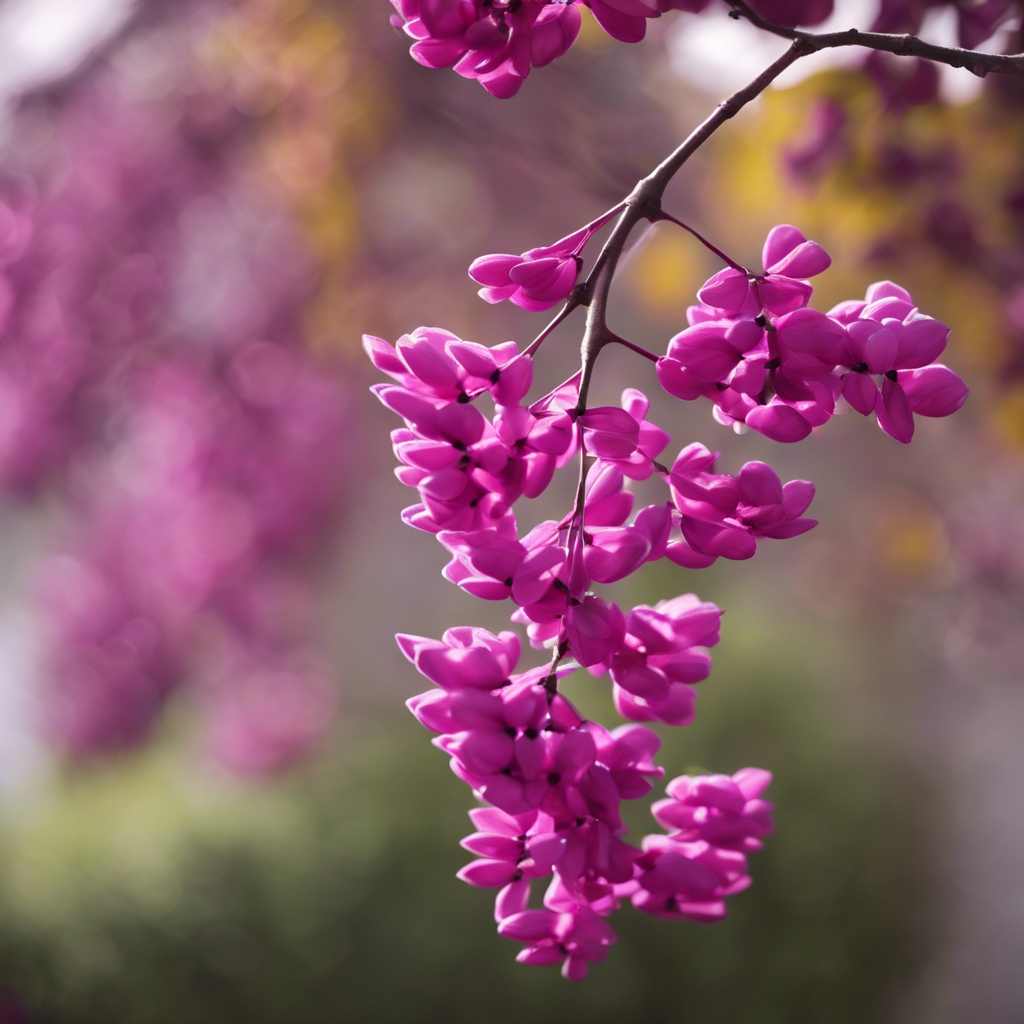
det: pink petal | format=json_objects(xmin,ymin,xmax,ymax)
[
  {"xmin": 781, "ymin": 478, "xmax": 815, "ymax": 517},
  {"xmin": 897, "ymin": 364, "xmax": 969, "ymax": 417},
  {"xmin": 840, "ymin": 371, "xmax": 878, "ymax": 416},
  {"xmin": 758, "ymin": 275, "xmax": 814, "ymax": 316},
  {"xmin": 495, "ymin": 877, "xmax": 532, "ymax": 921},
  {"xmin": 893, "ymin": 317, "xmax": 951, "ymax": 370},
  {"xmin": 766, "ymin": 240, "xmax": 831, "ymax": 278},
  {"xmin": 460, "ymin": 833, "xmax": 522, "ymax": 859},
  {"xmin": 875, "ymin": 377, "xmax": 914, "ymax": 443},
  {"xmin": 761, "ymin": 224, "xmax": 806, "ymax": 270},
  {"xmin": 775, "ymin": 307, "xmax": 849, "ymax": 377},
  {"xmin": 498, "ymin": 909, "xmax": 561, "ymax": 942},
  {"xmin": 697, "ymin": 268, "xmax": 751, "ymax": 313},
  {"xmin": 736, "ymin": 461, "xmax": 783, "ymax": 506},
  {"xmin": 656, "ymin": 357, "xmax": 708, "ymax": 401},
  {"xmin": 456, "ymin": 859, "xmax": 520, "ymax": 888},
  {"xmin": 744, "ymin": 403, "xmax": 812, "ymax": 443},
  {"xmin": 588, "ymin": 0, "xmax": 649, "ymax": 42}
]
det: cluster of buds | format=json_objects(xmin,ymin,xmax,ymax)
[{"xmin": 658, "ymin": 226, "xmax": 969, "ymax": 444}]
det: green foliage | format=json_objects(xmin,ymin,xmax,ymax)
[{"xmin": 0, "ymin": 600, "xmax": 933, "ymax": 1024}]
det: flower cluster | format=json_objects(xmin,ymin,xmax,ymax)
[
  {"xmin": 0, "ymin": 61, "xmax": 353, "ymax": 771},
  {"xmin": 390, "ymin": 0, "xmax": 730, "ymax": 97},
  {"xmin": 657, "ymin": 225, "xmax": 969, "ymax": 444},
  {"xmin": 368, "ymin": 321, "xmax": 808, "ymax": 971},
  {"xmin": 401, "ymin": 625, "xmax": 774, "ymax": 979},
  {"xmin": 370, "ymin": 203, "xmax": 969, "ymax": 976}
]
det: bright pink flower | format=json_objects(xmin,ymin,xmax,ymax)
[
  {"xmin": 698, "ymin": 225, "xmax": 830, "ymax": 318},
  {"xmin": 652, "ymin": 768, "xmax": 775, "ymax": 851},
  {"xmin": 397, "ymin": 626, "xmax": 522, "ymax": 690},
  {"xmin": 499, "ymin": 903, "xmax": 617, "ymax": 980},
  {"xmin": 471, "ymin": 210, "xmax": 618, "ymax": 310},
  {"xmin": 458, "ymin": 806, "xmax": 567, "ymax": 896},
  {"xmin": 667, "ymin": 444, "xmax": 817, "ymax": 563},
  {"xmin": 608, "ymin": 594, "xmax": 720, "ymax": 724},
  {"xmin": 564, "ymin": 595, "xmax": 627, "ymax": 671},
  {"xmin": 393, "ymin": 0, "xmax": 583, "ymax": 97},
  {"xmin": 665, "ymin": 318, "xmax": 765, "ymax": 386},
  {"xmin": 581, "ymin": 388, "xmax": 671, "ymax": 479},
  {"xmin": 439, "ymin": 525, "xmax": 566, "ymax": 604},
  {"xmin": 825, "ymin": 282, "xmax": 968, "ymax": 442}
]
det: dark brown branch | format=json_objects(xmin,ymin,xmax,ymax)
[
  {"xmin": 570, "ymin": 14, "xmax": 1024, "ymax": 416},
  {"xmin": 574, "ymin": 41, "xmax": 808, "ymax": 414},
  {"xmin": 726, "ymin": 0, "xmax": 1024, "ymax": 78}
]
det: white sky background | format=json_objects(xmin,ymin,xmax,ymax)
[{"xmin": 0, "ymin": 0, "xmax": 136, "ymax": 120}]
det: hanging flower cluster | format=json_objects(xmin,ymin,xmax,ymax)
[
  {"xmin": 369, "ymin": 0, "xmax": 998, "ymax": 981},
  {"xmin": 368, "ymin": 206, "xmax": 969, "ymax": 975}
]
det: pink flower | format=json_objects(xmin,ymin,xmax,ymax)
[
  {"xmin": 470, "ymin": 210, "xmax": 618, "ymax": 310},
  {"xmin": 581, "ymin": 389, "xmax": 671, "ymax": 479},
  {"xmin": 394, "ymin": 0, "xmax": 583, "ymax": 98},
  {"xmin": 826, "ymin": 282, "xmax": 968, "ymax": 442},
  {"xmin": 698, "ymin": 224, "xmax": 831, "ymax": 318},
  {"xmin": 397, "ymin": 626, "xmax": 522, "ymax": 690},
  {"xmin": 667, "ymin": 444, "xmax": 817, "ymax": 563},
  {"xmin": 652, "ymin": 767, "xmax": 775, "ymax": 851},
  {"xmin": 499, "ymin": 903, "xmax": 618, "ymax": 980},
  {"xmin": 609, "ymin": 595, "xmax": 721, "ymax": 724},
  {"xmin": 619, "ymin": 835, "xmax": 751, "ymax": 921}
]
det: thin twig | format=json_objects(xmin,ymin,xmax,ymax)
[
  {"xmin": 608, "ymin": 333, "xmax": 660, "ymax": 363},
  {"xmin": 655, "ymin": 211, "xmax": 748, "ymax": 272},
  {"xmin": 726, "ymin": 0, "xmax": 1024, "ymax": 79},
  {"xmin": 574, "ymin": 41, "xmax": 809, "ymax": 414}
]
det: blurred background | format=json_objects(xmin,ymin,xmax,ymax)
[{"xmin": 0, "ymin": 0, "xmax": 1022, "ymax": 1020}]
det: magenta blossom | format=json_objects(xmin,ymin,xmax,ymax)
[
  {"xmin": 698, "ymin": 224, "xmax": 831, "ymax": 318},
  {"xmin": 499, "ymin": 902, "xmax": 617, "ymax": 980},
  {"xmin": 665, "ymin": 444, "xmax": 816, "ymax": 564},
  {"xmin": 775, "ymin": 281, "xmax": 968, "ymax": 442},
  {"xmin": 470, "ymin": 209, "xmax": 619, "ymax": 311},
  {"xmin": 581, "ymin": 388, "xmax": 671, "ymax": 479},
  {"xmin": 609, "ymin": 594, "xmax": 721, "ymax": 725},
  {"xmin": 392, "ymin": 0, "xmax": 583, "ymax": 98},
  {"xmin": 651, "ymin": 767, "xmax": 775, "ymax": 851}
]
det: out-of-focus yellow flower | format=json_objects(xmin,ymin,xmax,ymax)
[
  {"xmin": 870, "ymin": 496, "xmax": 950, "ymax": 581},
  {"xmin": 199, "ymin": 0, "xmax": 397, "ymax": 358},
  {"xmin": 992, "ymin": 384, "xmax": 1024, "ymax": 449},
  {"xmin": 624, "ymin": 225, "xmax": 705, "ymax": 317}
]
